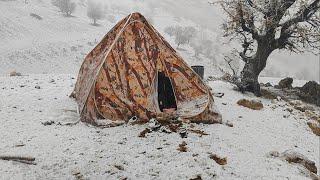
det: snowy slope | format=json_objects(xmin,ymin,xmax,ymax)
[
  {"xmin": 0, "ymin": 74, "xmax": 319, "ymax": 179},
  {"xmin": 0, "ymin": 0, "xmax": 222, "ymax": 77}
]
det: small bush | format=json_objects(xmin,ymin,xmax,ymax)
[{"xmin": 51, "ymin": 0, "xmax": 76, "ymax": 16}]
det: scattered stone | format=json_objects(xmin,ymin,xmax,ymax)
[
  {"xmin": 168, "ymin": 123, "xmax": 181, "ymax": 133},
  {"xmin": 225, "ymin": 121, "xmax": 233, "ymax": 127},
  {"xmin": 282, "ymin": 150, "xmax": 317, "ymax": 174},
  {"xmin": 35, "ymin": 85, "xmax": 41, "ymax": 89},
  {"xmin": 276, "ymin": 96, "xmax": 282, "ymax": 101},
  {"xmin": 159, "ymin": 126, "xmax": 172, "ymax": 133},
  {"xmin": 267, "ymin": 151, "xmax": 280, "ymax": 158},
  {"xmin": 278, "ymin": 77, "xmax": 293, "ymax": 89},
  {"xmin": 190, "ymin": 175, "xmax": 202, "ymax": 180},
  {"xmin": 268, "ymin": 150, "xmax": 318, "ymax": 175},
  {"xmin": 207, "ymin": 76, "xmax": 215, "ymax": 81},
  {"xmin": 114, "ymin": 164, "xmax": 124, "ymax": 171},
  {"xmin": 283, "ymin": 114, "xmax": 290, "ymax": 118},
  {"xmin": 9, "ymin": 70, "xmax": 22, "ymax": 77},
  {"xmin": 177, "ymin": 141, "xmax": 188, "ymax": 152},
  {"xmin": 289, "ymin": 100, "xmax": 314, "ymax": 112},
  {"xmin": 265, "ymin": 82, "xmax": 272, "ymax": 87},
  {"xmin": 138, "ymin": 128, "xmax": 151, "ymax": 138},
  {"xmin": 209, "ymin": 153, "xmax": 227, "ymax": 165},
  {"xmin": 298, "ymin": 81, "xmax": 320, "ymax": 106},
  {"xmin": 178, "ymin": 127, "xmax": 188, "ymax": 138},
  {"xmin": 305, "ymin": 111, "xmax": 320, "ymax": 122},
  {"xmin": 286, "ymin": 108, "xmax": 293, "ymax": 113},
  {"xmin": 42, "ymin": 121, "xmax": 55, "ymax": 126},
  {"xmin": 307, "ymin": 121, "xmax": 320, "ymax": 136},
  {"xmin": 72, "ymin": 170, "xmax": 84, "ymax": 180},
  {"xmin": 295, "ymin": 105, "xmax": 314, "ymax": 113},
  {"xmin": 221, "ymin": 73, "xmax": 232, "ymax": 82},
  {"xmin": 261, "ymin": 89, "xmax": 277, "ymax": 99},
  {"xmin": 148, "ymin": 118, "xmax": 161, "ymax": 130},
  {"xmin": 237, "ymin": 99, "xmax": 263, "ymax": 110}
]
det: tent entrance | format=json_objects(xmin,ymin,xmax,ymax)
[{"xmin": 157, "ymin": 71, "xmax": 177, "ymax": 112}]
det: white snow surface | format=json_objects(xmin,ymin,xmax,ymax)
[
  {"xmin": 0, "ymin": 74, "xmax": 319, "ymax": 179},
  {"xmin": 0, "ymin": 0, "xmax": 319, "ymax": 179}
]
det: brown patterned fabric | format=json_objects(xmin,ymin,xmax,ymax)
[{"xmin": 73, "ymin": 12, "xmax": 222, "ymax": 125}]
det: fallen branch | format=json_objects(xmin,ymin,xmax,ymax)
[{"xmin": 0, "ymin": 156, "xmax": 36, "ymax": 165}]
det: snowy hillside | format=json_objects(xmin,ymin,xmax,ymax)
[
  {"xmin": 0, "ymin": 0, "xmax": 319, "ymax": 179},
  {"xmin": 0, "ymin": 0, "xmax": 223, "ymax": 77}
]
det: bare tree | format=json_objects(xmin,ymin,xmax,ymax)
[
  {"xmin": 168, "ymin": 26, "xmax": 196, "ymax": 48},
  {"xmin": 87, "ymin": 0, "xmax": 105, "ymax": 26},
  {"xmin": 184, "ymin": 26, "xmax": 197, "ymax": 43},
  {"xmin": 214, "ymin": 0, "xmax": 320, "ymax": 96},
  {"xmin": 190, "ymin": 31, "xmax": 214, "ymax": 58},
  {"xmin": 174, "ymin": 26, "xmax": 188, "ymax": 47},
  {"xmin": 52, "ymin": 0, "xmax": 76, "ymax": 16}
]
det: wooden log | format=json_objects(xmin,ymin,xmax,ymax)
[{"xmin": 0, "ymin": 156, "xmax": 36, "ymax": 165}]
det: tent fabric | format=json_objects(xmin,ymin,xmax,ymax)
[{"xmin": 73, "ymin": 12, "xmax": 222, "ymax": 125}]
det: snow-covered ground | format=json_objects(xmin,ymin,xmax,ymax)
[
  {"xmin": 0, "ymin": 74, "xmax": 319, "ymax": 179},
  {"xmin": 0, "ymin": 0, "xmax": 319, "ymax": 179}
]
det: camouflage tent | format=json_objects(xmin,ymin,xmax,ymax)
[{"xmin": 73, "ymin": 12, "xmax": 222, "ymax": 126}]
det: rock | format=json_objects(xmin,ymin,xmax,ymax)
[
  {"xmin": 138, "ymin": 128, "xmax": 151, "ymax": 138},
  {"xmin": 237, "ymin": 99, "xmax": 263, "ymax": 110},
  {"xmin": 286, "ymin": 108, "xmax": 293, "ymax": 113},
  {"xmin": 177, "ymin": 141, "xmax": 188, "ymax": 152},
  {"xmin": 307, "ymin": 121, "xmax": 320, "ymax": 136},
  {"xmin": 261, "ymin": 89, "xmax": 277, "ymax": 99},
  {"xmin": 9, "ymin": 70, "xmax": 22, "ymax": 77},
  {"xmin": 274, "ymin": 85, "xmax": 280, "ymax": 89},
  {"xmin": 190, "ymin": 175, "xmax": 202, "ymax": 180},
  {"xmin": 221, "ymin": 73, "xmax": 232, "ymax": 82},
  {"xmin": 178, "ymin": 127, "xmax": 188, "ymax": 138},
  {"xmin": 225, "ymin": 121, "xmax": 233, "ymax": 127},
  {"xmin": 209, "ymin": 153, "xmax": 227, "ymax": 165},
  {"xmin": 114, "ymin": 164, "xmax": 124, "ymax": 171},
  {"xmin": 159, "ymin": 126, "xmax": 172, "ymax": 133},
  {"xmin": 289, "ymin": 100, "xmax": 303, "ymax": 106},
  {"xmin": 281, "ymin": 150, "xmax": 317, "ymax": 174},
  {"xmin": 299, "ymin": 81, "xmax": 320, "ymax": 106},
  {"xmin": 148, "ymin": 118, "xmax": 161, "ymax": 130},
  {"xmin": 267, "ymin": 151, "xmax": 280, "ymax": 158},
  {"xmin": 289, "ymin": 100, "xmax": 315, "ymax": 112},
  {"xmin": 207, "ymin": 76, "xmax": 215, "ymax": 81},
  {"xmin": 265, "ymin": 82, "xmax": 273, "ymax": 87},
  {"xmin": 278, "ymin": 77, "xmax": 293, "ymax": 89},
  {"xmin": 42, "ymin": 121, "xmax": 55, "ymax": 126}
]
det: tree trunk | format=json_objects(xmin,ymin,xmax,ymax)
[
  {"xmin": 240, "ymin": 41, "xmax": 273, "ymax": 96},
  {"xmin": 93, "ymin": 19, "xmax": 97, "ymax": 25}
]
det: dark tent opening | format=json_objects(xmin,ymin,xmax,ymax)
[{"xmin": 157, "ymin": 71, "xmax": 177, "ymax": 112}]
